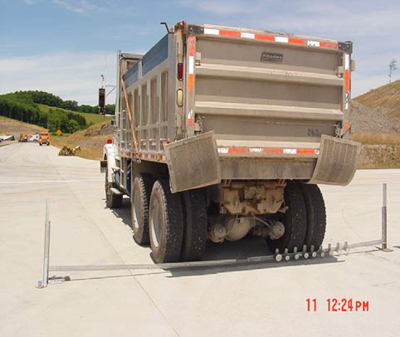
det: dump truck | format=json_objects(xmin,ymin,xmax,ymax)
[{"xmin": 102, "ymin": 22, "xmax": 360, "ymax": 263}]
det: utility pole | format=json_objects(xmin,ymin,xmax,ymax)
[{"xmin": 389, "ymin": 59, "xmax": 397, "ymax": 83}]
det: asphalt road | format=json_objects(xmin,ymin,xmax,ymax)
[{"xmin": 1, "ymin": 142, "xmax": 400, "ymax": 337}]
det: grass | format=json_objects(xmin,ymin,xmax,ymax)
[
  {"xmin": 351, "ymin": 132, "xmax": 400, "ymax": 145},
  {"xmin": 38, "ymin": 104, "xmax": 112, "ymax": 125}
]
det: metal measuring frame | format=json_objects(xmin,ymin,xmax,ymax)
[
  {"xmin": 37, "ymin": 200, "xmax": 69, "ymax": 289},
  {"xmin": 38, "ymin": 184, "xmax": 393, "ymax": 286},
  {"xmin": 381, "ymin": 183, "xmax": 393, "ymax": 252}
]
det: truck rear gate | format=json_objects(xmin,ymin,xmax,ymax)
[{"xmin": 184, "ymin": 25, "xmax": 358, "ymax": 183}]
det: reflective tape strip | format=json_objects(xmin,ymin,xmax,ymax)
[
  {"xmin": 228, "ymin": 147, "xmax": 247, "ymax": 153},
  {"xmin": 344, "ymin": 54, "xmax": 350, "ymax": 70},
  {"xmin": 188, "ymin": 74, "xmax": 194, "ymax": 92},
  {"xmin": 307, "ymin": 40, "xmax": 320, "ymax": 47},
  {"xmin": 217, "ymin": 147, "xmax": 318, "ymax": 155},
  {"xmin": 204, "ymin": 28, "xmax": 219, "ymax": 35},
  {"xmin": 138, "ymin": 153, "xmax": 166, "ymax": 162},
  {"xmin": 241, "ymin": 32, "xmax": 255, "ymax": 39},
  {"xmin": 289, "ymin": 37, "xmax": 305, "ymax": 45},
  {"xmin": 202, "ymin": 28, "xmax": 338, "ymax": 49},
  {"xmin": 219, "ymin": 29, "xmax": 241, "ymax": 37},
  {"xmin": 188, "ymin": 36, "xmax": 195, "ymax": 92},
  {"xmin": 275, "ymin": 36, "xmax": 288, "ymax": 43},
  {"xmin": 188, "ymin": 56, "xmax": 195, "ymax": 74},
  {"xmin": 264, "ymin": 148, "xmax": 283, "ymax": 153},
  {"xmin": 255, "ymin": 33, "xmax": 275, "ymax": 41},
  {"xmin": 344, "ymin": 70, "xmax": 350, "ymax": 93},
  {"xmin": 283, "ymin": 148, "xmax": 296, "ymax": 154},
  {"xmin": 187, "ymin": 109, "xmax": 194, "ymax": 128},
  {"xmin": 320, "ymin": 41, "xmax": 338, "ymax": 49}
]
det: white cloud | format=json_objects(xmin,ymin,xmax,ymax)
[{"xmin": 0, "ymin": 51, "xmax": 118, "ymax": 105}]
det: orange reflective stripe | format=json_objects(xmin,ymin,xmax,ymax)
[
  {"xmin": 219, "ymin": 30, "xmax": 241, "ymax": 37},
  {"xmin": 288, "ymin": 38, "xmax": 305, "ymax": 45},
  {"xmin": 344, "ymin": 69, "xmax": 350, "ymax": 93},
  {"xmin": 255, "ymin": 34, "xmax": 275, "ymax": 41}
]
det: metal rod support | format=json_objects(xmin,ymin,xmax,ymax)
[
  {"xmin": 38, "ymin": 200, "xmax": 51, "ymax": 288},
  {"xmin": 382, "ymin": 183, "xmax": 388, "ymax": 250}
]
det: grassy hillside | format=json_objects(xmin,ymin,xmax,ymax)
[
  {"xmin": 355, "ymin": 80, "xmax": 400, "ymax": 120},
  {"xmin": 38, "ymin": 104, "xmax": 111, "ymax": 125},
  {"xmin": 0, "ymin": 115, "xmax": 46, "ymax": 134}
]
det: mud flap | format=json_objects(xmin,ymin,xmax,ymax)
[
  {"xmin": 308, "ymin": 135, "xmax": 361, "ymax": 186},
  {"xmin": 164, "ymin": 131, "xmax": 221, "ymax": 193}
]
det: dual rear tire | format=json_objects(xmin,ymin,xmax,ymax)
[
  {"xmin": 131, "ymin": 176, "xmax": 208, "ymax": 263},
  {"xmin": 266, "ymin": 181, "xmax": 326, "ymax": 253}
]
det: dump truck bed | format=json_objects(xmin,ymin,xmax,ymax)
[{"xmin": 116, "ymin": 22, "xmax": 359, "ymax": 190}]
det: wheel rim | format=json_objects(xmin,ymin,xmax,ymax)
[
  {"xmin": 150, "ymin": 198, "xmax": 161, "ymax": 248},
  {"xmin": 133, "ymin": 187, "xmax": 140, "ymax": 230}
]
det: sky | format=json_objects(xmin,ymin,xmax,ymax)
[{"xmin": 0, "ymin": 0, "xmax": 399, "ymax": 105}]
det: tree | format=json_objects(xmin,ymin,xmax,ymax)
[
  {"xmin": 389, "ymin": 59, "xmax": 397, "ymax": 83},
  {"xmin": 67, "ymin": 119, "xmax": 80, "ymax": 133}
]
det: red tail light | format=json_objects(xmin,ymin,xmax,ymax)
[
  {"xmin": 107, "ymin": 139, "xmax": 112, "ymax": 144},
  {"xmin": 177, "ymin": 63, "xmax": 183, "ymax": 80}
]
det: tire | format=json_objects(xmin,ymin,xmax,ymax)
[
  {"xmin": 105, "ymin": 167, "xmax": 122, "ymax": 208},
  {"xmin": 266, "ymin": 181, "xmax": 307, "ymax": 253},
  {"xmin": 149, "ymin": 179, "xmax": 184, "ymax": 263},
  {"xmin": 180, "ymin": 188, "xmax": 208, "ymax": 261},
  {"xmin": 297, "ymin": 182, "xmax": 326, "ymax": 250},
  {"xmin": 131, "ymin": 173, "xmax": 154, "ymax": 245},
  {"xmin": 39, "ymin": 143, "xmax": 42, "ymax": 146}
]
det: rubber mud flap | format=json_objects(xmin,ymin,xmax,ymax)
[
  {"xmin": 164, "ymin": 131, "xmax": 221, "ymax": 193},
  {"xmin": 308, "ymin": 135, "xmax": 361, "ymax": 186}
]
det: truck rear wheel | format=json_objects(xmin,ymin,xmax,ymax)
[
  {"xmin": 266, "ymin": 181, "xmax": 307, "ymax": 253},
  {"xmin": 105, "ymin": 167, "xmax": 122, "ymax": 208},
  {"xmin": 180, "ymin": 189, "xmax": 208, "ymax": 261},
  {"xmin": 297, "ymin": 182, "xmax": 326, "ymax": 250},
  {"xmin": 131, "ymin": 174, "xmax": 154, "ymax": 245},
  {"xmin": 149, "ymin": 179, "xmax": 184, "ymax": 263}
]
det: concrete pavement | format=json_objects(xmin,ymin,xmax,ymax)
[{"xmin": 1, "ymin": 142, "xmax": 399, "ymax": 336}]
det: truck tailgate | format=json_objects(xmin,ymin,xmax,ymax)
[{"xmin": 191, "ymin": 26, "xmax": 349, "ymax": 155}]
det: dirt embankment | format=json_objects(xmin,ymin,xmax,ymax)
[
  {"xmin": 51, "ymin": 122, "xmax": 114, "ymax": 160},
  {"xmin": 351, "ymin": 81, "xmax": 400, "ymax": 168}
]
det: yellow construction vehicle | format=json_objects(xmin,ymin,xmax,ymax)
[{"xmin": 39, "ymin": 132, "xmax": 50, "ymax": 146}]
